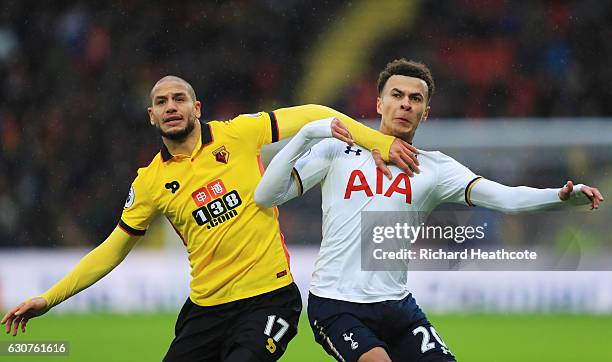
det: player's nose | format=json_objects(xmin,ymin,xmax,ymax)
[{"xmin": 165, "ymin": 100, "xmax": 178, "ymax": 112}]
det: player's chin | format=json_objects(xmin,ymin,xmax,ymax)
[
  {"xmin": 394, "ymin": 124, "xmax": 414, "ymax": 135},
  {"xmin": 160, "ymin": 125, "xmax": 190, "ymax": 140}
]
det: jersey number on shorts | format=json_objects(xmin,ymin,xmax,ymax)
[
  {"xmin": 264, "ymin": 315, "xmax": 289, "ymax": 354},
  {"xmin": 412, "ymin": 326, "xmax": 451, "ymax": 355}
]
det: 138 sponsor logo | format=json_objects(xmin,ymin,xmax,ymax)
[{"xmin": 192, "ymin": 190, "xmax": 242, "ymax": 229}]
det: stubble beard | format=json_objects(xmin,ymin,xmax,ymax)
[{"xmin": 156, "ymin": 113, "xmax": 197, "ymax": 141}]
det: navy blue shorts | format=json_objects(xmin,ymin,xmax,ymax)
[{"xmin": 307, "ymin": 292, "xmax": 456, "ymax": 362}]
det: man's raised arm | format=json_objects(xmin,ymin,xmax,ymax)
[
  {"xmin": 255, "ymin": 117, "xmax": 345, "ymax": 208},
  {"xmin": 273, "ymin": 104, "xmax": 420, "ymax": 177}
]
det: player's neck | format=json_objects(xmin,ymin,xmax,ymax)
[
  {"xmin": 162, "ymin": 121, "xmax": 202, "ymax": 156},
  {"xmin": 397, "ymin": 132, "xmax": 415, "ymax": 144}
]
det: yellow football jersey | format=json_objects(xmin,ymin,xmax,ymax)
[{"xmin": 121, "ymin": 112, "xmax": 291, "ymax": 306}]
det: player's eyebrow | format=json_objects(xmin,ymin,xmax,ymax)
[
  {"xmin": 391, "ymin": 88, "xmax": 423, "ymax": 98},
  {"xmin": 154, "ymin": 92, "xmax": 188, "ymax": 101},
  {"xmin": 391, "ymin": 88, "xmax": 405, "ymax": 95},
  {"xmin": 408, "ymin": 92, "xmax": 424, "ymax": 99}
]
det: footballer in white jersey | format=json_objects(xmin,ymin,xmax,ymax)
[
  {"xmin": 296, "ymin": 140, "xmax": 479, "ymax": 304},
  {"xmin": 255, "ymin": 59, "xmax": 603, "ymax": 362}
]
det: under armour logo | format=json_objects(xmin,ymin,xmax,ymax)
[
  {"xmin": 342, "ymin": 332, "xmax": 359, "ymax": 350},
  {"xmin": 165, "ymin": 181, "xmax": 180, "ymax": 194},
  {"xmin": 344, "ymin": 146, "xmax": 362, "ymax": 156}
]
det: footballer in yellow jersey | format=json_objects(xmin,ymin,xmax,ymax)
[
  {"xmin": 2, "ymin": 76, "xmax": 421, "ymax": 362},
  {"xmin": 121, "ymin": 113, "xmax": 297, "ymax": 307}
]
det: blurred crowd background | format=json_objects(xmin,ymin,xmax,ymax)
[{"xmin": 1, "ymin": 0, "xmax": 610, "ymax": 247}]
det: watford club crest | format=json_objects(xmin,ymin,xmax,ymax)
[{"xmin": 212, "ymin": 146, "xmax": 230, "ymax": 164}]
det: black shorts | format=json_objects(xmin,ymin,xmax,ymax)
[
  {"xmin": 308, "ymin": 292, "xmax": 456, "ymax": 362},
  {"xmin": 164, "ymin": 283, "xmax": 302, "ymax": 362}
]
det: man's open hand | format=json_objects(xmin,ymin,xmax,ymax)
[
  {"xmin": 559, "ymin": 181, "xmax": 604, "ymax": 209},
  {"xmin": 330, "ymin": 118, "xmax": 354, "ymax": 146},
  {"xmin": 372, "ymin": 138, "xmax": 420, "ymax": 178},
  {"xmin": 1, "ymin": 297, "xmax": 48, "ymax": 336}
]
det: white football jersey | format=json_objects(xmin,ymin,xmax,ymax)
[{"xmin": 294, "ymin": 139, "xmax": 479, "ymax": 303}]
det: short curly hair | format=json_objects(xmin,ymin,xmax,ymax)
[{"xmin": 377, "ymin": 59, "xmax": 435, "ymax": 103}]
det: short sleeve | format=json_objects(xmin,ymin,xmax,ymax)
[
  {"xmin": 119, "ymin": 170, "xmax": 157, "ymax": 235},
  {"xmin": 228, "ymin": 112, "xmax": 279, "ymax": 148},
  {"xmin": 294, "ymin": 139, "xmax": 337, "ymax": 194},
  {"xmin": 433, "ymin": 152, "xmax": 481, "ymax": 206}
]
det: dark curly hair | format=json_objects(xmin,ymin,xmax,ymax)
[{"xmin": 377, "ymin": 59, "xmax": 435, "ymax": 103}]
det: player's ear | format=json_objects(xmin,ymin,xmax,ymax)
[
  {"xmin": 422, "ymin": 105, "xmax": 430, "ymax": 122},
  {"xmin": 147, "ymin": 107, "xmax": 155, "ymax": 126},
  {"xmin": 376, "ymin": 96, "xmax": 383, "ymax": 115},
  {"xmin": 194, "ymin": 101, "xmax": 202, "ymax": 119}
]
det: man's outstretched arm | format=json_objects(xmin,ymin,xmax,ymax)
[
  {"xmin": 469, "ymin": 178, "xmax": 604, "ymax": 213},
  {"xmin": 1, "ymin": 227, "xmax": 140, "ymax": 336}
]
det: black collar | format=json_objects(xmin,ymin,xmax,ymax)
[{"xmin": 161, "ymin": 120, "xmax": 213, "ymax": 162}]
